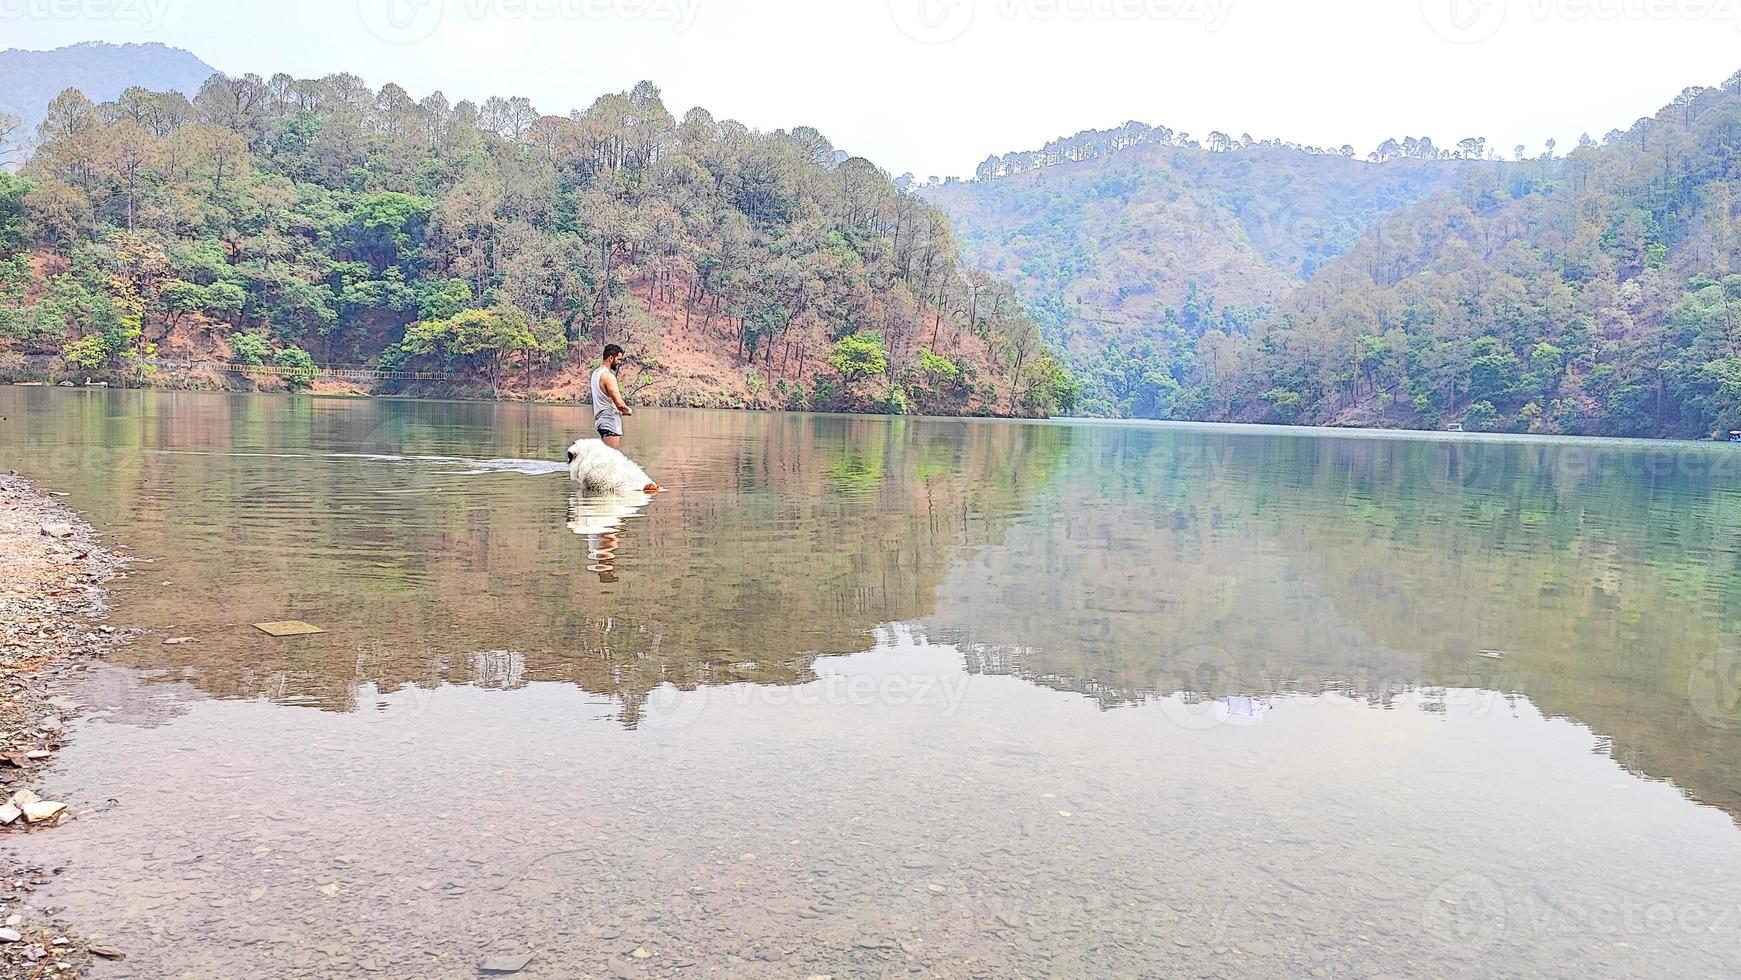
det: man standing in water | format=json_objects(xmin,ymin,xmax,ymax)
[{"xmin": 591, "ymin": 344, "xmax": 634, "ymax": 449}]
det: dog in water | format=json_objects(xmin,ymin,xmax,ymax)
[{"xmin": 567, "ymin": 439, "xmax": 661, "ymax": 495}]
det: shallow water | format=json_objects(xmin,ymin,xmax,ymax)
[{"xmin": 4, "ymin": 387, "xmax": 1741, "ymax": 978}]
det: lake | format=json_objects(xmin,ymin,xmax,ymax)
[{"xmin": 4, "ymin": 386, "xmax": 1741, "ymax": 978}]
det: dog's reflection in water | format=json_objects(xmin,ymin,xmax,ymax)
[{"xmin": 566, "ymin": 490, "xmax": 652, "ymax": 582}]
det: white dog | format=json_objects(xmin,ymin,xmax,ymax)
[{"xmin": 567, "ymin": 439, "xmax": 661, "ymax": 495}]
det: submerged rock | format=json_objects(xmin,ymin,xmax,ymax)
[{"xmin": 478, "ymin": 952, "xmax": 533, "ymax": 973}]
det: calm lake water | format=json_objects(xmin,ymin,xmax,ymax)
[{"xmin": 4, "ymin": 387, "xmax": 1741, "ymax": 978}]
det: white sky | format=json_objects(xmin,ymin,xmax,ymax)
[{"xmin": 4, "ymin": 0, "xmax": 1739, "ymax": 178}]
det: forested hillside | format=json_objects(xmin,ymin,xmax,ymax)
[
  {"xmin": 930, "ymin": 81, "xmax": 1741, "ymax": 437},
  {"xmin": 1216, "ymin": 75, "xmax": 1741, "ymax": 437},
  {"xmin": 0, "ymin": 69, "xmax": 1078, "ymax": 417},
  {"xmin": 921, "ymin": 124, "xmax": 1493, "ymax": 415}
]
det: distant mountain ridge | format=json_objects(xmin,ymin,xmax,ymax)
[
  {"xmin": 920, "ymin": 131, "xmax": 1492, "ymax": 413},
  {"xmin": 1, "ymin": 42, "xmax": 216, "ymax": 158}
]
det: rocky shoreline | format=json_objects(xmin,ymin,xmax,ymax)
[{"xmin": 0, "ymin": 473, "xmax": 139, "ymax": 978}]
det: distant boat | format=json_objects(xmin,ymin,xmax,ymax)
[
  {"xmin": 1444, "ymin": 423, "xmax": 1464, "ymax": 432},
  {"xmin": 1729, "ymin": 431, "xmax": 1741, "ymax": 443}
]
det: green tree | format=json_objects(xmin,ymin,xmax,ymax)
[
  {"xmin": 0, "ymin": 172, "xmax": 30, "ymax": 253},
  {"xmin": 389, "ymin": 304, "xmax": 536, "ymax": 388},
  {"xmin": 829, "ymin": 332, "xmax": 888, "ymax": 383}
]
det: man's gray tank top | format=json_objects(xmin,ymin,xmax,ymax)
[{"xmin": 591, "ymin": 366, "xmax": 622, "ymax": 434}]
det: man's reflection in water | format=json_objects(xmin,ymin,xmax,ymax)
[{"xmin": 566, "ymin": 490, "xmax": 652, "ymax": 583}]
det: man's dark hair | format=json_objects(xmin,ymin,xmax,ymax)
[{"xmin": 603, "ymin": 344, "xmax": 624, "ymax": 361}]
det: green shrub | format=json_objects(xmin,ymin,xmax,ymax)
[
  {"xmin": 274, "ymin": 345, "xmax": 318, "ymax": 389},
  {"xmin": 874, "ymin": 383, "xmax": 911, "ymax": 415},
  {"xmin": 229, "ymin": 331, "xmax": 271, "ymax": 366},
  {"xmin": 1463, "ymin": 400, "xmax": 1500, "ymax": 431},
  {"xmin": 62, "ymin": 335, "xmax": 109, "ymax": 370}
]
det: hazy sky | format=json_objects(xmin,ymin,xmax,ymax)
[{"xmin": 5, "ymin": 0, "xmax": 1740, "ymax": 177}]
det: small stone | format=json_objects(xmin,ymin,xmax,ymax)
[
  {"xmin": 318, "ymin": 883, "xmax": 340, "ymax": 896},
  {"xmin": 25, "ymin": 752, "xmax": 50, "ymax": 761},
  {"xmin": 630, "ymin": 947, "xmax": 651, "ymax": 959},
  {"xmin": 163, "ymin": 637, "xmax": 195, "ymax": 646},
  {"xmin": 478, "ymin": 953, "xmax": 533, "ymax": 973},
  {"xmin": 39, "ymin": 524, "xmax": 74, "ymax": 539},
  {"xmin": 0, "ymin": 805, "xmax": 20, "ymax": 826},
  {"xmin": 22, "ymin": 801, "xmax": 67, "ymax": 824},
  {"xmin": 1056, "ymin": 810, "xmax": 1073, "ymax": 817},
  {"xmin": 853, "ymin": 936, "xmax": 892, "ymax": 949},
  {"xmin": 8, "ymin": 790, "xmax": 38, "ymax": 808},
  {"xmin": 88, "ymin": 944, "xmax": 125, "ymax": 959},
  {"xmin": 0, "ymin": 929, "xmax": 20, "ymax": 943}
]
